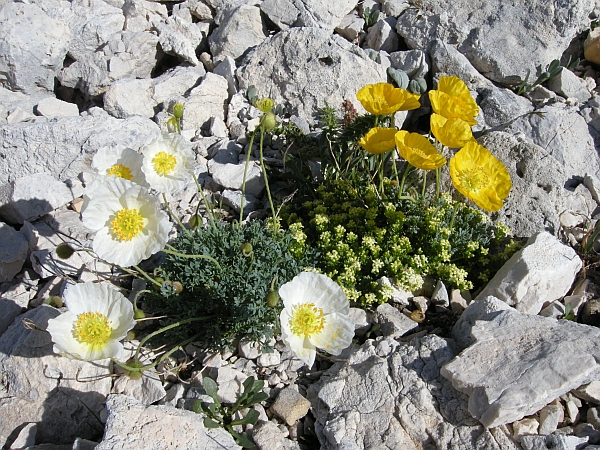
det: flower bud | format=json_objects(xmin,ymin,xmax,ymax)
[
  {"xmin": 124, "ymin": 358, "xmax": 144, "ymax": 380},
  {"xmin": 261, "ymin": 112, "xmax": 277, "ymax": 132},
  {"xmin": 240, "ymin": 242, "xmax": 253, "ymax": 257},
  {"xmin": 153, "ymin": 277, "xmax": 164, "ymax": 291},
  {"xmin": 265, "ymin": 290, "xmax": 280, "ymax": 307},
  {"xmin": 48, "ymin": 295, "xmax": 63, "ymax": 308},
  {"xmin": 56, "ymin": 243, "xmax": 75, "ymax": 259},
  {"xmin": 164, "ymin": 280, "xmax": 183, "ymax": 294},
  {"xmin": 189, "ymin": 214, "xmax": 202, "ymax": 229},
  {"xmin": 134, "ymin": 308, "xmax": 146, "ymax": 320},
  {"xmin": 126, "ymin": 330, "xmax": 137, "ymax": 340},
  {"xmin": 166, "ymin": 117, "xmax": 178, "ymax": 133},
  {"xmin": 172, "ymin": 103, "xmax": 184, "ymax": 119}
]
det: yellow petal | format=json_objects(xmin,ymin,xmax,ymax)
[
  {"xmin": 449, "ymin": 141, "xmax": 512, "ymax": 212},
  {"xmin": 357, "ymin": 83, "xmax": 421, "ymax": 115},
  {"xmin": 430, "ymin": 114, "xmax": 475, "ymax": 148},
  {"xmin": 359, "ymin": 127, "xmax": 398, "ymax": 154},
  {"xmin": 395, "ymin": 130, "xmax": 447, "ymax": 170},
  {"xmin": 429, "ymin": 76, "xmax": 479, "ymax": 125}
]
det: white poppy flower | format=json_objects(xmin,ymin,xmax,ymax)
[
  {"xmin": 279, "ymin": 272, "xmax": 355, "ymax": 367},
  {"xmin": 81, "ymin": 177, "xmax": 171, "ymax": 267},
  {"xmin": 46, "ymin": 282, "xmax": 136, "ymax": 361},
  {"xmin": 92, "ymin": 145, "xmax": 148, "ymax": 187},
  {"xmin": 141, "ymin": 133, "xmax": 195, "ymax": 193}
]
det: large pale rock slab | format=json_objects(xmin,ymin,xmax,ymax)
[
  {"xmin": 95, "ymin": 394, "xmax": 241, "ymax": 450},
  {"xmin": 0, "ymin": 3, "xmax": 71, "ymax": 95},
  {"xmin": 0, "ymin": 110, "xmax": 159, "ymax": 191},
  {"xmin": 476, "ymin": 231, "xmax": 581, "ymax": 314},
  {"xmin": 237, "ymin": 27, "xmax": 388, "ymax": 125},
  {"xmin": 441, "ymin": 309, "xmax": 600, "ymax": 429},
  {"xmin": 103, "ymin": 78, "xmax": 157, "ymax": 119},
  {"xmin": 0, "ymin": 305, "xmax": 112, "ymax": 447},
  {"xmin": 307, "ymin": 335, "xmax": 519, "ymax": 450},
  {"xmin": 156, "ymin": 16, "xmax": 204, "ymax": 66},
  {"xmin": 396, "ymin": 0, "xmax": 594, "ymax": 86},
  {"xmin": 181, "ymin": 73, "xmax": 229, "ymax": 130},
  {"xmin": 0, "ymin": 173, "xmax": 72, "ymax": 225},
  {"xmin": 209, "ymin": 160, "xmax": 265, "ymax": 197},
  {"xmin": 209, "ymin": 4, "xmax": 267, "ymax": 61},
  {"xmin": 0, "ymin": 223, "xmax": 29, "ymax": 282},
  {"xmin": 122, "ymin": 0, "xmax": 169, "ymax": 32},
  {"xmin": 36, "ymin": 98, "xmax": 80, "ymax": 118},
  {"xmin": 260, "ymin": 0, "xmax": 358, "ymax": 30},
  {"xmin": 546, "ymin": 68, "xmax": 592, "ymax": 103},
  {"xmin": 152, "ymin": 65, "xmax": 206, "ymax": 106}
]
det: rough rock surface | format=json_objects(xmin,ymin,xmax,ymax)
[
  {"xmin": 441, "ymin": 308, "xmax": 600, "ymax": 428},
  {"xmin": 95, "ymin": 394, "xmax": 241, "ymax": 450},
  {"xmin": 307, "ymin": 335, "xmax": 519, "ymax": 450},
  {"xmin": 237, "ymin": 27, "xmax": 387, "ymax": 124}
]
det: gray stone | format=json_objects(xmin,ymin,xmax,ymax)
[
  {"xmin": 237, "ymin": 27, "xmax": 388, "ymax": 125},
  {"xmin": 334, "ymin": 13, "xmax": 365, "ymax": 42},
  {"xmin": 103, "ymin": 78, "xmax": 157, "ymax": 119},
  {"xmin": 308, "ymin": 335, "xmax": 518, "ymax": 449},
  {"xmin": 209, "ymin": 160, "xmax": 265, "ymax": 197},
  {"xmin": 209, "ymin": 4, "xmax": 267, "ymax": 61},
  {"xmin": 539, "ymin": 300, "xmax": 567, "ymax": 319},
  {"xmin": 381, "ymin": 0, "xmax": 410, "ymax": 17},
  {"xmin": 0, "ymin": 173, "xmax": 73, "ymax": 225},
  {"xmin": 213, "ymin": 56, "xmax": 238, "ymax": 98},
  {"xmin": 348, "ymin": 307, "xmax": 370, "ymax": 337},
  {"xmin": 252, "ymin": 420, "xmax": 286, "ymax": 450},
  {"xmin": 547, "ymin": 69, "xmax": 592, "ymax": 103},
  {"xmin": 36, "ymin": 98, "xmax": 80, "ymax": 118},
  {"xmin": 0, "ymin": 223, "xmax": 29, "ymax": 282},
  {"xmin": 373, "ymin": 303, "xmax": 419, "ymax": 338},
  {"xmin": 364, "ymin": 17, "xmax": 399, "ymax": 53},
  {"xmin": 0, "ymin": 110, "xmax": 159, "ymax": 192},
  {"xmin": 271, "ymin": 387, "xmax": 311, "ymax": 426},
  {"xmin": 389, "ymin": 50, "xmax": 429, "ymax": 79},
  {"xmin": 441, "ymin": 309, "xmax": 600, "ymax": 428},
  {"xmin": 0, "ymin": 305, "xmax": 112, "ymax": 446},
  {"xmin": 152, "ymin": 65, "xmax": 206, "ymax": 106},
  {"xmin": 573, "ymin": 380, "xmax": 600, "ymax": 405},
  {"xmin": 95, "ymin": 394, "xmax": 241, "ymax": 450},
  {"xmin": 475, "ymin": 232, "xmax": 582, "ymax": 315},
  {"xmin": 0, "ymin": 3, "xmax": 70, "ymax": 95},
  {"xmin": 260, "ymin": 0, "xmax": 358, "ymax": 31},
  {"xmin": 477, "ymin": 85, "xmax": 534, "ymax": 128},
  {"xmin": 239, "ymin": 338, "xmax": 262, "ymax": 360},
  {"xmin": 9, "ymin": 422, "xmax": 37, "ymax": 449},
  {"xmin": 396, "ymin": 0, "xmax": 594, "ymax": 86},
  {"xmin": 0, "ymin": 298, "xmax": 25, "ymax": 335},
  {"xmin": 257, "ymin": 350, "xmax": 281, "ymax": 368},
  {"xmin": 182, "ymin": 73, "xmax": 229, "ymax": 130},
  {"xmin": 431, "ymin": 279, "xmax": 449, "ymax": 307},
  {"xmin": 520, "ymin": 434, "xmax": 589, "ymax": 450},
  {"xmin": 156, "ymin": 16, "xmax": 205, "ymax": 66},
  {"xmin": 112, "ymin": 370, "xmax": 167, "ymax": 405},
  {"xmin": 539, "ymin": 404, "xmax": 563, "ymax": 435},
  {"xmin": 220, "ymin": 189, "xmax": 260, "ymax": 218}
]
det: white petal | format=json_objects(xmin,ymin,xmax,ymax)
[
  {"xmin": 279, "ymin": 272, "xmax": 348, "ymax": 314},
  {"xmin": 283, "ymin": 332, "xmax": 316, "ymax": 367},
  {"xmin": 309, "ymin": 312, "xmax": 355, "ymax": 356}
]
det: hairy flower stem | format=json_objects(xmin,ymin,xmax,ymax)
[
  {"xmin": 122, "ymin": 265, "xmax": 162, "ymax": 289},
  {"xmin": 421, "ymin": 170, "xmax": 427, "ymax": 199},
  {"xmin": 435, "ymin": 167, "xmax": 441, "ymax": 200},
  {"xmin": 240, "ymin": 131, "xmax": 256, "ymax": 225},
  {"xmin": 194, "ymin": 175, "xmax": 216, "ymax": 228},
  {"xmin": 162, "ymin": 193, "xmax": 193, "ymax": 239},
  {"xmin": 398, "ymin": 161, "xmax": 411, "ymax": 195},
  {"xmin": 163, "ymin": 244, "xmax": 222, "ymax": 270},
  {"xmin": 132, "ymin": 289, "xmax": 152, "ymax": 316},
  {"xmin": 259, "ymin": 125, "xmax": 277, "ymax": 226}
]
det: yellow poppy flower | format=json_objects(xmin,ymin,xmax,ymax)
[
  {"xmin": 449, "ymin": 142, "xmax": 512, "ymax": 212},
  {"xmin": 359, "ymin": 127, "xmax": 398, "ymax": 154},
  {"xmin": 357, "ymin": 82, "xmax": 421, "ymax": 115},
  {"xmin": 395, "ymin": 130, "xmax": 447, "ymax": 170},
  {"xmin": 430, "ymin": 114, "xmax": 475, "ymax": 148},
  {"xmin": 429, "ymin": 76, "xmax": 479, "ymax": 125}
]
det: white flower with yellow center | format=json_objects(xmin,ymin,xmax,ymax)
[
  {"xmin": 91, "ymin": 145, "xmax": 148, "ymax": 187},
  {"xmin": 141, "ymin": 133, "xmax": 195, "ymax": 193},
  {"xmin": 279, "ymin": 272, "xmax": 355, "ymax": 367},
  {"xmin": 46, "ymin": 282, "xmax": 136, "ymax": 361},
  {"xmin": 81, "ymin": 177, "xmax": 171, "ymax": 267}
]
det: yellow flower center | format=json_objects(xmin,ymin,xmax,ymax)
[
  {"xmin": 461, "ymin": 167, "xmax": 489, "ymax": 192},
  {"xmin": 73, "ymin": 312, "xmax": 112, "ymax": 346},
  {"xmin": 106, "ymin": 164, "xmax": 133, "ymax": 180},
  {"xmin": 110, "ymin": 208, "xmax": 144, "ymax": 241},
  {"xmin": 289, "ymin": 303, "xmax": 325, "ymax": 338},
  {"xmin": 152, "ymin": 151, "xmax": 177, "ymax": 176}
]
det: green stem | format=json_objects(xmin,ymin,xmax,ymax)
[
  {"xmin": 398, "ymin": 161, "xmax": 411, "ymax": 195},
  {"xmin": 162, "ymin": 193, "xmax": 193, "ymax": 239},
  {"xmin": 258, "ymin": 125, "xmax": 277, "ymax": 225},
  {"xmin": 194, "ymin": 174, "xmax": 216, "ymax": 228},
  {"xmin": 435, "ymin": 167, "xmax": 441, "ymax": 200},
  {"xmin": 133, "ymin": 289, "xmax": 152, "ymax": 316},
  {"xmin": 240, "ymin": 131, "xmax": 256, "ymax": 225},
  {"xmin": 163, "ymin": 245, "xmax": 222, "ymax": 270},
  {"xmin": 121, "ymin": 266, "xmax": 162, "ymax": 289},
  {"xmin": 421, "ymin": 170, "xmax": 427, "ymax": 199}
]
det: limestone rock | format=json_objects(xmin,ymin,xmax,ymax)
[
  {"xmin": 237, "ymin": 27, "xmax": 388, "ymax": 125},
  {"xmin": 334, "ymin": 13, "xmax": 365, "ymax": 42},
  {"xmin": 0, "ymin": 110, "xmax": 159, "ymax": 192},
  {"xmin": 95, "ymin": 394, "xmax": 241, "ymax": 450},
  {"xmin": 112, "ymin": 370, "xmax": 166, "ymax": 405},
  {"xmin": 152, "ymin": 65, "xmax": 206, "ymax": 106},
  {"xmin": 396, "ymin": 0, "xmax": 594, "ymax": 86},
  {"xmin": 271, "ymin": 387, "xmax": 311, "ymax": 426},
  {"xmin": 546, "ymin": 68, "xmax": 592, "ymax": 103},
  {"xmin": 156, "ymin": 16, "xmax": 204, "ymax": 66},
  {"xmin": 0, "ymin": 173, "xmax": 73, "ymax": 225},
  {"xmin": 209, "ymin": 4, "xmax": 267, "ymax": 61},
  {"xmin": 441, "ymin": 308, "xmax": 600, "ymax": 428},
  {"xmin": 389, "ymin": 50, "xmax": 429, "ymax": 79},
  {"xmin": 364, "ymin": 17, "xmax": 399, "ymax": 53},
  {"xmin": 373, "ymin": 303, "xmax": 419, "ymax": 338},
  {"xmin": 0, "ymin": 3, "xmax": 70, "ymax": 95},
  {"xmin": 182, "ymin": 73, "xmax": 229, "ymax": 130},
  {"xmin": 0, "ymin": 305, "xmax": 112, "ymax": 446},
  {"xmin": 209, "ymin": 160, "xmax": 264, "ymax": 197},
  {"xmin": 252, "ymin": 421, "xmax": 286, "ymax": 450},
  {"xmin": 103, "ymin": 78, "xmax": 157, "ymax": 119},
  {"xmin": 0, "ymin": 298, "xmax": 25, "ymax": 335},
  {"xmin": 520, "ymin": 434, "xmax": 589, "ymax": 450},
  {"xmin": 0, "ymin": 223, "xmax": 29, "ymax": 282},
  {"xmin": 36, "ymin": 98, "xmax": 80, "ymax": 118},
  {"xmin": 585, "ymin": 27, "xmax": 600, "ymax": 66},
  {"xmin": 260, "ymin": 0, "xmax": 358, "ymax": 30},
  {"xmin": 308, "ymin": 335, "xmax": 519, "ymax": 449},
  {"xmin": 475, "ymin": 232, "xmax": 581, "ymax": 315}
]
